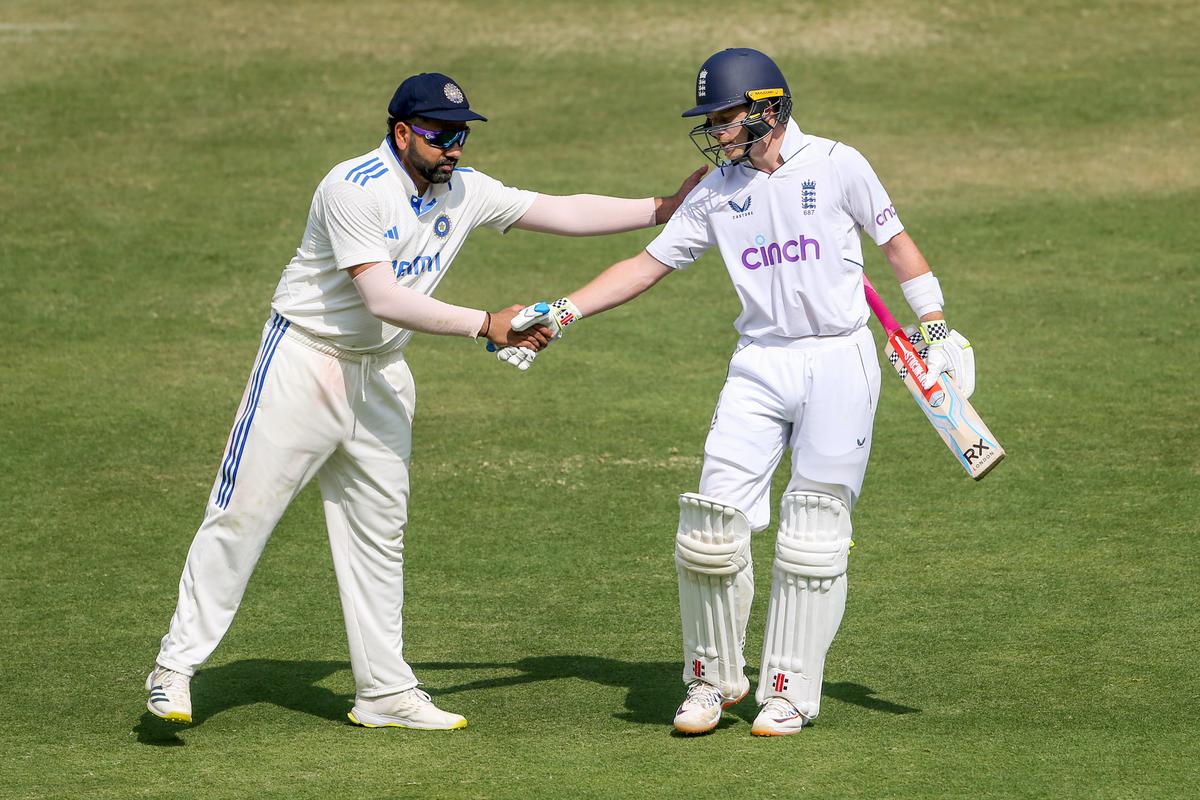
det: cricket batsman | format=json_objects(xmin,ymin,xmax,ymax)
[
  {"xmin": 504, "ymin": 49, "xmax": 975, "ymax": 735},
  {"xmin": 145, "ymin": 71, "xmax": 704, "ymax": 730}
]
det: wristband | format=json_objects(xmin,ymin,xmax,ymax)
[
  {"xmin": 918, "ymin": 319, "xmax": 949, "ymax": 345},
  {"xmin": 900, "ymin": 273, "xmax": 944, "ymax": 319}
]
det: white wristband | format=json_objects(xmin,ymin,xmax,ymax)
[{"xmin": 900, "ymin": 272, "xmax": 944, "ymax": 319}]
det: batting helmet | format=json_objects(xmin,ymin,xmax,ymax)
[{"xmin": 684, "ymin": 48, "xmax": 792, "ymax": 167}]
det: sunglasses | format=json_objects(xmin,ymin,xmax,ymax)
[{"xmin": 409, "ymin": 123, "xmax": 470, "ymax": 150}]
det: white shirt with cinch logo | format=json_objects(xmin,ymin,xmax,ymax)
[{"xmin": 646, "ymin": 119, "xmax": 904, "ymax": 339}]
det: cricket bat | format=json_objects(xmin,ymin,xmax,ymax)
[{"xmin": 863, "ymin": 276, "xmax": 1005, "ymax": 479}]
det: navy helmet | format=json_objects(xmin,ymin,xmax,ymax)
[{"xmin": 684, "ymin": 49, "xmax": 792, "ymax": 167}]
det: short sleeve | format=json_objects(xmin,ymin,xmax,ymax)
[
  {"xmin": 322, "ymin": 181, "xmax": 391, "ymax": 270},
  {"xmin": 644, "ymin": 192, "xmax": 714, "ymax": 270},
  {"xmin": 466, "ymin": 171, "xmax": 538, "ymax": 232},
  {"xmin": 831, "ymin": 144, "xmax": 905, "ymax": 246}
]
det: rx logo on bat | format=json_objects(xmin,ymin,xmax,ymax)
[{"xmin": 963, "ymin": 439, "xmax": 993, "ymax": 464}]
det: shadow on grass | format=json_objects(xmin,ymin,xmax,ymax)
[
  {"xmin": 133, "ymin": 658, "xmax": 350, "ymax": 746},
  {"xmin": 131, "ymin": 656, "xmax": 919, "ymax": 744},
  {"xmin": 413, "ymin": 656, "xmax": 920, "ymax": 726}
]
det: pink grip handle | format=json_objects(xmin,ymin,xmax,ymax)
[{"xmin": 862, "ymin": 275, "xmax": 901, "ymax": 335}]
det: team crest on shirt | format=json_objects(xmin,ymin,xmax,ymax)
[
  {"xmin": 728, "ymin": 196, "xmax": 753, "ymax": 219},
  {"xmin": 802, "ymin": 180, "xmax": 817, "ymax": 215},
  {"xmin": 433, "ymin": 214, "xmax": 452, "ymax": 238}
]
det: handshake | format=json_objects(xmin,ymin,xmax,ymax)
[{"xmin": 482, "ymin": 298, "xmax": 582, "ymax": 371}]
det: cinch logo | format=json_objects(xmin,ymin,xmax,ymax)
[
  {"xmin": 875, "ymin": 205, "xmax": 897, "ymax": 226},
  {"xmin": 741, "ymin": 233, "xmax": 822, "ymax": 270},
  {"xmin": 392, "ymin": 251, "xmax": 442, "ymax": 277}
]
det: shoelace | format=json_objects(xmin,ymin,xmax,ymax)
[
  {"xmin": 157, "ymin": 669, "xmax": 186, "ymax": 693},
  {"xmin": 763, "ymin": 696, "xmax": 801, "ymax": 720},
  {"xmin": 394, "ymin": 687, "xmax": 434, "ymax": 708},
  {"xmin": 683, "ymin": 682, "xmax": 723, "ymax": 709}
]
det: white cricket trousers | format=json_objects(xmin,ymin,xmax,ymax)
[
  {"xmin": 699, "ymin": 326, "xmax": 881, "ymax": 530},
  {"xmin": 156, "ymin": 313, "xmax": 420, "ymax": 698}
]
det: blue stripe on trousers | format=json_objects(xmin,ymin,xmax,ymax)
[
  {"xmin": 215, "ymin": 313, "xmax": 282, "ymax": 500},
  {"xmin": 216, "ymin": 314, "xmax": 290, "ymax": 509}
]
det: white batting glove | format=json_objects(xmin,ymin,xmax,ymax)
[
  {"xmin": 511, "ymin": 298, "xmax": 582, "ymax": 339},
  {"xmin": 498, "ymin": 345, "xmax": 537, "ymax": 371},
  {"xmin": 484, "ymin": 341, "xmax": 537, "ymax": 371},
  {"xmin": 916, "ymin": 320, "xmax": 975, "ymax": 398}
]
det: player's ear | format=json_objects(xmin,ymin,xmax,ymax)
[{"xmin": 393, "ymin": 120, "xmax": 410, "ymax": 151}]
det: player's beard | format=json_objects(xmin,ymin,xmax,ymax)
[{"xmin": 411, "ymin": 149, "xmax": 457, "ymax": 184}]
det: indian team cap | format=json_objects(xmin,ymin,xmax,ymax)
[
  {"xmin": 388, "ymin": 72, "xmax": 488, "ymax": 122},
  {"xmin": 683, "ymin": 48, "xmax": 790, "ymax": 118}
]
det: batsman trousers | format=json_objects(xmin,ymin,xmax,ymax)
[
  {"xmin": 699, "ymin": 326, "xmax": 881, "ymax": 530},
  {"xmin": 156, "ymin": 313, "xmax": 420, "ymax": 698}
]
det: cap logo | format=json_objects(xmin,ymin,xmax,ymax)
[
  {"xmin": 443, "ymin": 83, "xmax": 464, "ymax": 104},
  {"xmin": 697, "ymin": 69, "xmax": 708, "ymax": 98}
]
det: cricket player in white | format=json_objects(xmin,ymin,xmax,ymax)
[
  {"xmin": 506, "ymin": 49, "xmax": 976, "ymax": 736},
  {"xmin": 145, "ymin": 72, "xmax": 704, "ymax": 730}
]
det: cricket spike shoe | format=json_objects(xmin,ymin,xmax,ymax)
[
  {"xmin": 750, "ymin": 696, "xmax": 810, "ymax": 736},
  {"xmin": 146, "ymin": 666, "xmax": 192, "ymax": 724},
  {"xmin": 672, "ymin": 677, "xmax": 750, "ymax": 735},
  {"xmin": 347, "ymin": 687, "xmax": 467, "ymax": 731}
]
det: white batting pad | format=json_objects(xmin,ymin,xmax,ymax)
[
  {"xmin": 757, "ymin": 493, "xmax": 852, "ymax": 717},
  {"xmin": 675, "ymin": 493, "xmax": 754, "ymax": 699}
]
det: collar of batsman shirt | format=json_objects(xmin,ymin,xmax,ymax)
[
  {"xmin": 269, "ymin": 139, "xmax": 537, "ymax": 354},
  {"xmin": 645, "ymin": 118, "xmax": 905, "ymax": 340}
]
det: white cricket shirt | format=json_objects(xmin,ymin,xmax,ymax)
[
  {"xmin": 271, "ymin": 138, "xmax": 537, "ymax": 353},
  {"xmin": 646, "ymin": 119, "xmax": 904, "ymax": 338}
]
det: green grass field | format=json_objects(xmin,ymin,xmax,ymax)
[{"xmin": 2, "ymin": 1, "xmax": 1198, "ymax": 797}]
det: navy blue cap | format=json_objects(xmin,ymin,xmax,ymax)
[
  {"xmin": 388, "ymin": 73, "xmax": 488, "ymax": 122},
  {"xmin": 683, "ymin": 48, "xmax": 789, "ymax": 118}
]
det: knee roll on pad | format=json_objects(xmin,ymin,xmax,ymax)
[
  {"xmin": 758, "ymin": 492, "xmax": 853, "ymax": 716},
  {"xmin": 675, "ymin": 493, "xmax": 753, "ymax": 698},
  {"xmin": 774, "ymin": 492, "xmax": 852, "ymax": 582}
]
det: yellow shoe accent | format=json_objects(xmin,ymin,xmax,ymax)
[
  {"xmin": 161, "ymin": 711, "xmax": 192, "ymax": 724},
  {"xmin": 347, "ymin": 710, "xmax": 467, "ymax": 730}
]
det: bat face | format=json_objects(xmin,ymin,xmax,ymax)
[{"xmin": 884, "ymin": 328, "xmax": 1005, "ymax": 480}]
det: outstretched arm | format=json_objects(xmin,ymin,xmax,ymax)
[
  {"xmin": 568, "ymin": 250, "xmax": 674, "ymax": 316},
  {"xmin": 349, "ymin": 262, "xmax": 551, "ymax": 349},
  {"xmin": 510, "ymin": 167, "xmax": 706, "ymax": 236},
  {"xmin": 485, "ymin": 250, "xmax": 673, "ymax": 372}
]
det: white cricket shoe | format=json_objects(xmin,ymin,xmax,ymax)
[
  {"xmin": 347, "ymin": 688, "xmax": 467, "ymax": 731},
  {"xmin": 672, "ymin": 677, "xmax": 750, "ymax": 735},
  {"xmin": 751, "ymin": 696, "xmax": 810, "ymax": 736},
  {"xmin": 146, "ymin": 666, "xmax": 192, "ymax": 724}
]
